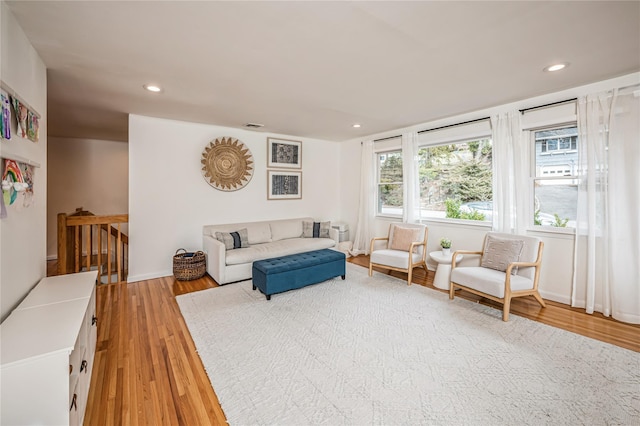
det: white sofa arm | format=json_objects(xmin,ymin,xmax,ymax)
[
  {"xmin": 203, "ymin": 235, "xmax": 226, "ymax": 284},
  {"xmin": 329, "ymin": 228, "xmax": 339, "ymax": 245}
]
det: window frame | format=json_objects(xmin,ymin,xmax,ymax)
[
  {"xmin": 416, "ymin": 136, "xmax": 493, "ymax": 224},
  {"xmin": 375, "ymin": 149, "xmax": 404, "ymax": 218},
  {"xmin": 529, "ymin": 124, "xmax": 579, "ymax": 232}
]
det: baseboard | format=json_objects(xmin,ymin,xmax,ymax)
[
  {"xmin": 127, "ymin": 270, "xmax": 173, "ymax": 284},
  {"xmin": 539, "ymin": 289, "xmax": 571, "ymax": 305},
  {"xmin": 47, "ymin": 255, "xmax": 57, "ymax": 261}
]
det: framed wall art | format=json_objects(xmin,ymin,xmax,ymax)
[
  {"xmin": 267, "ymin": 170, "xmax": 302, "ymax": 200},
  {"xmin": 267, "ymin": 137, "xmax": 301, "ymax": 169}
]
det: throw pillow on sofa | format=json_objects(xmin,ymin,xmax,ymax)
[
  {"xmin": 302, "ymin": 221, "xmax": 331, "ymax": 238},
  {"xmin": 215, "ymin": 228, "xmax": 250, "ymax": 250}
]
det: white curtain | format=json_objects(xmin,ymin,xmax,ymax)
[
  {"xmin": 402, "ymin": 132, "xmax": 420, "ymax": 223},
  {"xmin": 351, "ymin": 140, "xmax": 376, "ymax": 255},
  {"xmin": 490, "ymin": 112, "xmax": 528, "ymax": 234},
  {"xmin": 572, "ymin": 89, "xmax": 640, "ymax": 324}
]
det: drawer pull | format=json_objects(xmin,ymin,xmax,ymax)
[
  {"xmin": 80, "ymin": 360, "xmax": 88, "ymax": 373},
  {"xmin": 69, "ymin": 364, "xmax": 73, "ymax": 374},
  {"xmin": 70, "ymin": 394, "xmax": 77, "ymax": 411},
  {"xmin": 92, "ymin": 315, "xmax": 98, "ymax": 326}
]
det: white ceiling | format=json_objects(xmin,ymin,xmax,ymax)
[{"xmin": 6, "ymin": 1, "xmax": 640, "ymax": 142}]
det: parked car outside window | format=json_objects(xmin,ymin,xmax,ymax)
[{"xmin": 460, "ymin": 201, "xmax": 556, "ymax": 226}]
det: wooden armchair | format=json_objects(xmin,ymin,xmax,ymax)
[
  {"xmin": 368, "ymin": 222, "xmax": 428, "ymax": 285},
  {"xmin": 449, "ymin": 232, "xmax": 545, "ymax": 321}
]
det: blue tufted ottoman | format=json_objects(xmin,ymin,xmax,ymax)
[{"xmin": 252, "ymin": 249, "xmax": 346, "ymax": 300}]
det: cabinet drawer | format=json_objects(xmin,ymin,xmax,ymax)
[{"xmin": 68, "ymin": 345, "xmax": 86, "ymax": 403}]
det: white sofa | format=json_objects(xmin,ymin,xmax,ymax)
[{"xmin": 203, "ymin": 217, "xmax": 339, "ymax": 284}]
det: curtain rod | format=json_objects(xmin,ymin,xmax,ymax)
[
  {"xmin": 418, "ymin": 116, "xmax": 490, "ymax": 134},
  {"xmin": 519, "ymin": 98, "xmax": 577, "ymax": 115},
  {"xmin": 372, "ymin": 134, "xmax": 402, "ymax": 143},
  {"xmin": 370, "ymin": 116, "xmax": 491, "ymax": 143}
]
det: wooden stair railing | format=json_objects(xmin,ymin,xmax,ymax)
[{"xmin": 57, "ymin": 208, "xmax": 129, "ymax": 284}]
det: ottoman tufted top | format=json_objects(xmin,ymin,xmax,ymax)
[{"xmin": 253, "ymin": 249, "xmax": 345, "ymax": 275}]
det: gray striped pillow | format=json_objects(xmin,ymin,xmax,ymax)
[
  {"xmin": 302, "ymin": 221, "xmax": 330, "ymax": 238},
  {"xmin": 215, "ymin": 228, "xmax": 249, "ymax": 250}
]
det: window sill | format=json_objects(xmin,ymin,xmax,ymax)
[
  {"xmin": 422, "ymin": 217, "xmax": 492, "ymax": 229},
  {"xmin": 527, "ymin": 226, "xmax": 575, "ymax": 239},
  {"xmin": 540, "ymin": 150, "xmax": 577, "ymax": 156},
  {"xmin": 376, "ymin": 214, "xmax": 402, "ymax": 220}
]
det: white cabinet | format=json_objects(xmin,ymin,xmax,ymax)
[{"xmin": 1, "ymin": 271, "xmax": 98, "ymax": 426}]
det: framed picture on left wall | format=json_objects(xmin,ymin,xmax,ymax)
[{"xmin": 267, "ymin": 170, "xmax": 302, "ymax": 200}]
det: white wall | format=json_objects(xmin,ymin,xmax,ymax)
[
  {"xmin": 46, "ymin": 137, "xmax": 128, "ymax": 258},
  {"xmin": 0, "ymin": 2, "xmax": 48, "ymax": 321},
  {"xmin": 339, "ymin": 72, "xmax": 639, "ymax": 305},
  {"xmin": 128, "ymin": 115, "xmax": 341, "ymax": 282}
]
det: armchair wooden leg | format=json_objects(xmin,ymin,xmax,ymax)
[
  {"xmin": 532, "ymin": 292, "xmax": 546, "ymax": 308},
  {"xmin": 502, "ymin": 297, "xmax": 511, "ymax": 322},
  {"xmin": 407, "ymin": 267, "xmax": 413, "ymax": 286},
  {"xmin": 368, "ymin": 263, "xmax": 373, "ymax": 277},
  {"xmin": 449, "ymin": 284, "xmax": 455, "ymax": 300}
]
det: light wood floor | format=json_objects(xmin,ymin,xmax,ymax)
[{"xmin": 47, "ymin": 257, "xmax": 639, "ymax": 425}]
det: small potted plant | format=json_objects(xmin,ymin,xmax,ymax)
[{"xmin": 440, "ymin": 237, "xmax": 452, "ymax": 256}]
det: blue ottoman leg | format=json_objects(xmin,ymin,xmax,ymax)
[
  {"xmin": 266, "ymin": 294, "xmax": 271, "ymax": 301},
  {"xmin": 342, "ymin": 275, "xmax": 345, "ymax": 280}
]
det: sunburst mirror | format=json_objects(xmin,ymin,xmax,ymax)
[{"xmin": 201, "ymin": 137, "xmax": 254, "ymax": 191}]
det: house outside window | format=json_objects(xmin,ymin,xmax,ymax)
[
  {"xmin": 377, "ymin": 151, "xmax": 403, "ymax": 216},
  {"xmin": 538, "ymin": 129, "xmax": 577, "ymax": 154},
  {"xmin": 532, "ymin": 126, "xmax": 578, "ymax": 228},
  {"xmin": 417, "ymin": 138, "xmax": 493, "ymax": 222}
]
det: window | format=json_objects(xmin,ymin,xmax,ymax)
[
  {"xmin": 417, "ymin": 138, "xmax": 493, "ymax": 222},
  {"xmin": 377, "ymin": 151, "xmax": 403, "ymax": 216},
  {"xmin": 532, "ymin": 126, "xmax": 578, "ymax": 228}
]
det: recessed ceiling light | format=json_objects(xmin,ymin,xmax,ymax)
[
  {"xmin": 245, "ymin": 123, "xmax": 264, "ymax": 128},
  {"xmin": 143, "ymin": 84, "xmax": 162, "ymax": 92},
  {"xmin": 352, "ymin": 124, "xmax": 361, "ymax": 128},
  {"xmin": 544, "ymin": 63, "xmax": 569, "ymax": 72}
]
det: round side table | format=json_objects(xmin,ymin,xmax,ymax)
[{"xmin": 429, "ymin": 251, "xmax": 463, "ymax": 290}]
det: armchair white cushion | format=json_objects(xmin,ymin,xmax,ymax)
[
  {"xmin": 449, "ymin": 232, "xmax": 545, "ymax": 321},
  {"xmin": 368, "ymin": 223, "xmax": 428, "ymax": 285}
]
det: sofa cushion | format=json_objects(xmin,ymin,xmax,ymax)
[
  {"xmin": 302, "ymin": 221, "xmax": 331, "ymax": 238},
  {"xmin": 205, "ymin": 222, "xmax": 272, "ymax": 244},
  {"xmin": 225, "ymin": 238, "xmax": 335, "ymax": 265},
  {"xmin": 215, "ymin": 229, "xmax": 249, "ymax": 250},
  {"xmin": 481, "ymin": 235, "xmax": 524, "ymax": 274},
  {"xmin": 270, "ymin": 219, "xmax": 304, "ymax": 241},
  {"xmin": 244, "ymin": 222, "xmax": 272, "ymax": 244}
]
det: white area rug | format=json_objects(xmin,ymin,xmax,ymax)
[{"xmin": 177, "ymin": 263, "xmax": 640, "ymax": 425}]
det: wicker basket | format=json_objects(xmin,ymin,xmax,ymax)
[{"xmin": 173, "ymin": 249, "xmax": 206, "ymax": 281}]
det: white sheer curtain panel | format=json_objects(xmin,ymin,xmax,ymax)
[
  {"xmin": 573, "ymin": 89, "xmax": 640, "ymax": 324},
  {"xmin": 490, "ymin": 112, "xmax": 528, "ymax": 234},
  {"xmin": 351, "ymin": 140, "xmax": 376, "ymax": 255},
  {"xmin": 402, "ymin": 132, "xmax": 420, "ymax": 223}
]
